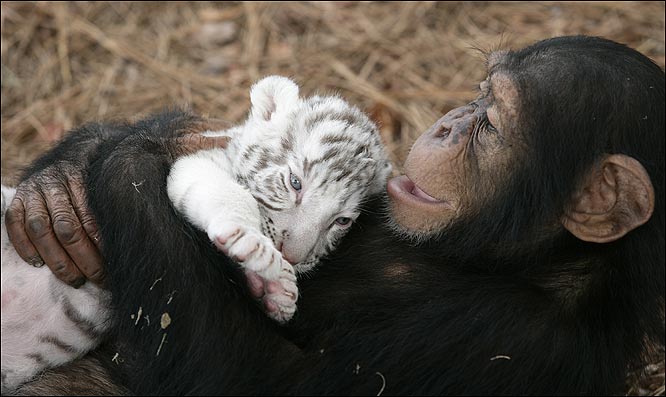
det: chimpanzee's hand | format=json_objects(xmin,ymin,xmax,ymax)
[
  {"xmin": 5, "ymin": 164, "xmax": 104, "ymax": 288},
  {"xmin": 5, "ymin": 121, "xmax": 231, "ymax": 289}
]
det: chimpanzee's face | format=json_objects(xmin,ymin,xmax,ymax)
[{"xmin": 388, "ymin": 53, "xmax": 522, "ymax": 236}]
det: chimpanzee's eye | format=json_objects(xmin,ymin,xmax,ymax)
[
  {"xmin": 290, "ymin": 173, "xmax": 302, "ymax": 192},
  {"xmin": 486, "ymin": 120, "xmax": 498, "ymax": 134}
]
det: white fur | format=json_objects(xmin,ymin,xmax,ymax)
[
  {"xmin": 168, "ymin": 148, "xmax": 261, "ymax": 232},
  {"xmin": 249, "ymin": 76, "xmax": 300, "ymax": 124}
]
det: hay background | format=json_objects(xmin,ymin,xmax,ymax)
[{"xmin": 1, "ymin": 2, "xmax": 664, "ymax": 395}]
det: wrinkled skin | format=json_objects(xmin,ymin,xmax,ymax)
[
  {"xmin": 388, "ymin": 69, "xmax": 522, "ymax": 236},
  {"xmin": 5, "ymin": 165, "xmax": 105, "ymax": 287},
  {"xmin": 5, "ymin": 128, "xmax": 231, "ymax": 288}
]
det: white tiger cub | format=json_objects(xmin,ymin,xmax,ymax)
[
  {"xmin": 168, "ymin": 75, "xmax": 392, "ymax": 321},
  {"xmin": 1, "ymin": 186, "xmax": 112, "ymax": 393}
]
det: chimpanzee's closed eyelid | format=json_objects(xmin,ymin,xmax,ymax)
[{"xmin": 486, "ymin": 107, "xmax": 502, "ymax": 134}]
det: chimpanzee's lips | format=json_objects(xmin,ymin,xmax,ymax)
[{"xmin": 387, "ymin": 175, "xmax": 453, "ymax": 209}]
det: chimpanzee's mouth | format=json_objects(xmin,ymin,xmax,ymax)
[{"xmin": 387, "ymin": 175, "xmax": 453, "ymax": 209}]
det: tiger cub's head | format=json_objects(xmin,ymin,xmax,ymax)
[{"xmin": 232, "ymin": 76, "xmax": 392, "ymax": 273}]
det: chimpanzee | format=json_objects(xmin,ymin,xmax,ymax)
[{"xmin": 6, "ymin": 35, "xmax": 664, "ymax": 395}]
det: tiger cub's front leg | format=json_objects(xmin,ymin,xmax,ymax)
[
  {"xmin": 167, "ymin": 151, "xmax": 298, "ymax": 323},
  {"xmin": 208, "ymin": 221, "xmax": 298, "ymax": 323},
  {"xmin": 208, "ymin": 221, "xmax": 285, "ymax": 279}
]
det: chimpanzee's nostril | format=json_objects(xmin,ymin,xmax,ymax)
[{"xmin": 435, "ymin": 124, "xmax": 451, "ymax": 139}]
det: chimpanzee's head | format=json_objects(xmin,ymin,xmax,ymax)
[{"xmin": 388, "ymin": 36, "xmax": 663, "ymax": 255}]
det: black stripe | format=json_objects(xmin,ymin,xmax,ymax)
[
  {"xmin": 38, "ymin": 334, "xmax": 82, "ymax": 354},
  {"xmin": 254, "ymin": 196, "xmax": 282, "ymax": 212},
  {"xmin": 335, "ymin": 168, "xmax": 353, "ymax": 182},
  {"xmin": 279, "ymin": 173, "xmax": 289, "ymax": 192},
  {"xmin": 321, "ymin": 134, "xmax": 351, "ymax": 145},
  {"xmin": 61, "ymin": 296, "xmax": 104, "ymax": 340},
  {"xmin": 302, "ymin": 158, "xmax": 311, "ymax": 177},
  {"xmin": 321, "ymin": 148, "xmax": 338, "ymax": 162},
  {"xmin": 242, "ymin": 144, "xmax": 259, "ymax": 161},
  {"xmin": 26, "ymin": 353, "xmax": 47, "ymax": 366},
  {"xmin": 281, "ymin": 137, "xmax": 293, "ymax": 152}
]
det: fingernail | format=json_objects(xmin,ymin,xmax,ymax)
[
  {"xmin": 71, "ymin": 278, "xmax": 86, "ymax": 289},
  {"xmin": 29, "ymin": 257, "xmax": 45, "ymax": 267}
]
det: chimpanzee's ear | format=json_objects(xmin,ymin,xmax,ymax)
[
  {"xmin": 562, "ymin": 154, "xmax": 654, "ymax": 243},
  {"xmin": 249, "ymin": 76, "xmax": 300, "ymax": 123}
]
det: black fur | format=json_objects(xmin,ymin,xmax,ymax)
[{"xmin": 22, "ymin": 36, "xmax": 664, "ymax": 394}]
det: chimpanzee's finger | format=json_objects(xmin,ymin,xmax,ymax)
[
  {"xmin": 5, "ymin": 194, "xmax": 43, "ymax": 266},
  {"xmin": 43, "ymin": 181, "xmax": 106, "ymax": 287},
  {"xmin": 68, "ymin": 176, "xmax": 103, "ymax": 250},
  {"xmin": 23, "ymin": 192, "xmax": 85, "ymax": 288}
]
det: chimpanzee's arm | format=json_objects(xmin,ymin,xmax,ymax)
[
  {"xmin": 4, "ymin": 119, "xmax": 142, "ymax": 285},
  {"xmin": 5, "ymin": 110, "xmax": 228, "ymax": 286}
]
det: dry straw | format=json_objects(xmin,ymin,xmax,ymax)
[{"xmin": 1, "ymin": 2, "xmax": 664, "ymax": 395}]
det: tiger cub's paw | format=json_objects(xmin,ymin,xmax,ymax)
[{"xmin": 208, "ymin": 221, "xmax": 283, "ymax": 281}]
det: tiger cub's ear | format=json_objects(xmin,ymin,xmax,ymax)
[
  {"xmin": 250, "ymin": 76, "xmax": 300, "ymax": 123},
  {"xmin": 368, "ymin": 159, "xmax": 393, "ymax": 195}
]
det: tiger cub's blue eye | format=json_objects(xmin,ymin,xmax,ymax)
[
  {"xmin": 290, "ymin": 173, "xmax": 302, "ymax": 191},
  {"xmin": 335, "ymin": 217, "xmax": 351, "ymax": 226}
]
